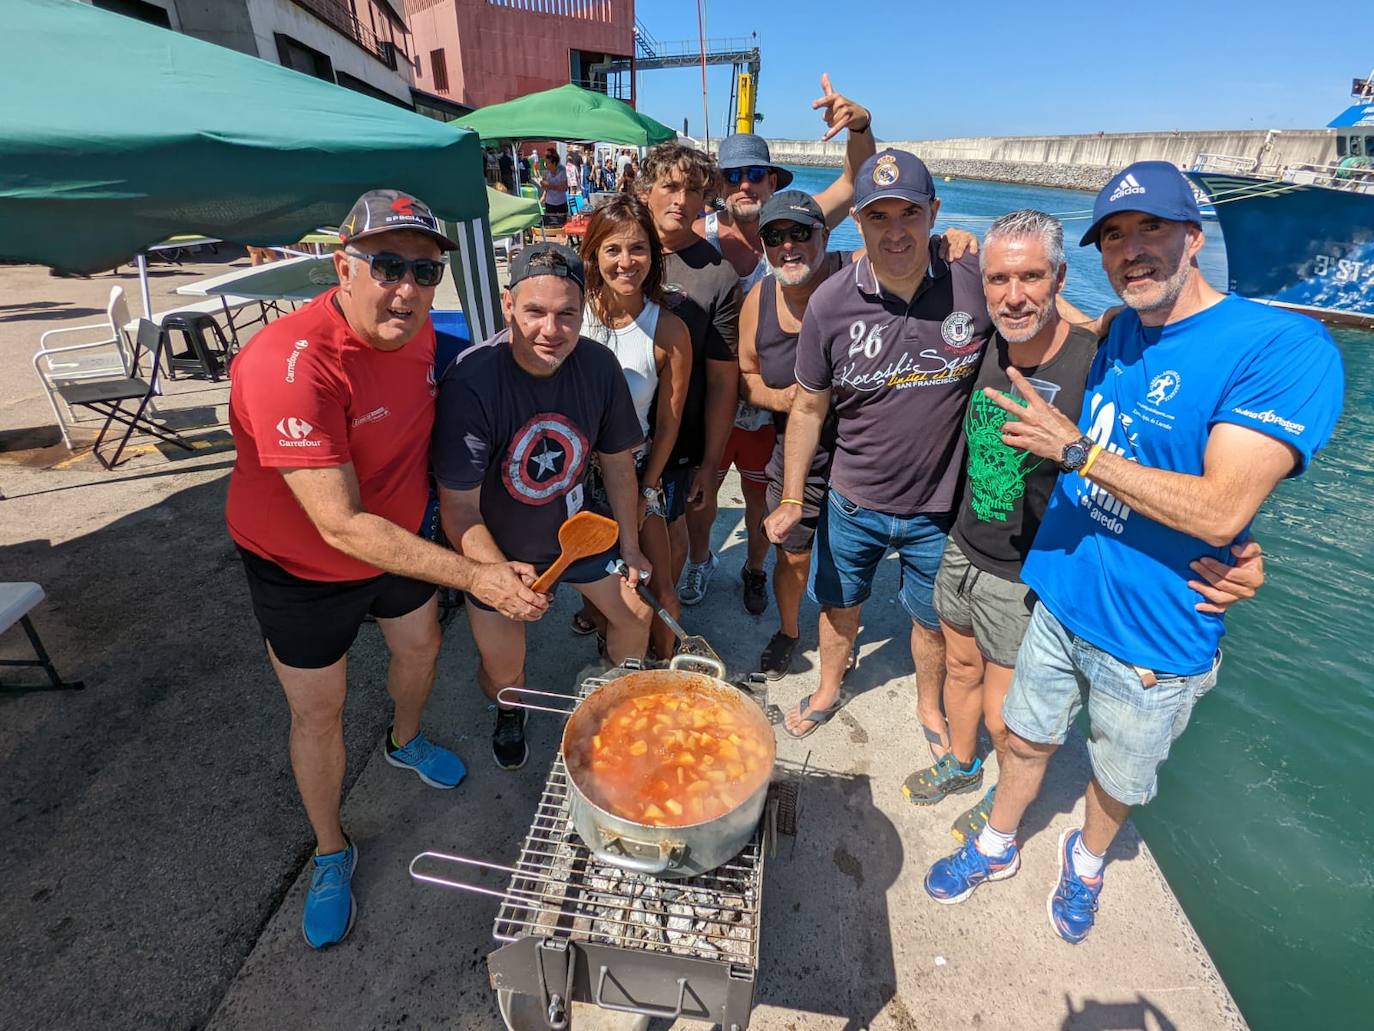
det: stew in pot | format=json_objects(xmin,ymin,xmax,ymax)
[{"xmin": 565, "ymin": 689, "xmax": 773, "ymax": 827}]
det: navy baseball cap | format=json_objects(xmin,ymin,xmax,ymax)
[
  {"xmin": 507, "ymin": 242, "xmax": 585, "ymax": 291},
  {"xmin": 717, "ymin": 133, "xmax": 794, "ymax": 188},
  {"xmin": 853, "ymin": 149, "xmax": 936, "ymax": 211},
  {"xmin": 1079, "ymin": 161, "xmax": 1203, "ymax": 247},
  {"xmin": 759, "ymin": 189, "xmax": 825, "ymax": 230},
  {"xmin": 339, "ymin": 189, "xmax": 457, "ymax": 251}
]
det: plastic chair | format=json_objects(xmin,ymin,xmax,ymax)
[
  {"xmin": 0, "ymin": 583, "xmax": 83, "ymax": 692},
  {"xmin": 161, "ymin": 312, "xmax": 232, "ymax": 381}
]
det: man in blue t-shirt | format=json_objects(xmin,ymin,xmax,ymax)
[{"xmin": 924, "ymin": 161, "xmax": 1344, "ymax": 944}]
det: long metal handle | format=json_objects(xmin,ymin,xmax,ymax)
[
  {"xmin": 595, "ymin": 968, "xmax": 690, "ymax": 1020},
  {"xmin": 495, "ymin": 685, "xmax": 579, "ymax": 716},
  {"xmin": 587, "ymin": 839, "xmax": 675, "ymax": 875},
  {"xmin": 612, "ymin": 560, "xmax": 689, "ymax": 639},
  {"xmin": 409, "ymin": 850, "xmax": 549, "ymax": 902}
]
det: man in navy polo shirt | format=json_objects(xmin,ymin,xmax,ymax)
[
  {"xmin": 924, "ymin": 161, "xmax": 1344, "ymax": 944},
  {"xmin": 771, "ymin": 149, "xmax": 993, "ymax": 746}
]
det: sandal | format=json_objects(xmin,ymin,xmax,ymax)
[
  {"xmin": 571, "ymin": 611, "xmax": 597, "ymax": 636},
  {"xmin": 783, "ymin": 693, "xmax": 847, "ymax": 740}
]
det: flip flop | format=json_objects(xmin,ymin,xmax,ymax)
[{"xmin": 783, "ymin": 693, "xmax": 847, "ymax": 740}]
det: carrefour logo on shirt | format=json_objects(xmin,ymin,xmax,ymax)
[{"xmin": 275, "ymin": 416, "xmax": 321, "ymax": 446}]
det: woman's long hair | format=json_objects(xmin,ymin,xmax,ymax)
[{"xmin": 579, "ymin": 194, "xmax": 665, "ymax": 317}]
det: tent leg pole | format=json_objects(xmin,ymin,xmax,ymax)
[{"xmin": 136, "ymin": 253, "xmax": 153, "ymax": 318}]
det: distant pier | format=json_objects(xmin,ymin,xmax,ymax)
[{"xmin": 769, "ymin": 128, "xmax": 1336, "ymax": 191}]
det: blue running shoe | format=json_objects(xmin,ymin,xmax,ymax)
[
  {"xmin": 1048, "ymin": 828, "xmax": 1104, "ymax": 944},
  {"xmin": 385, "ymin": 728, "xmax": 466, "ymax": 789},
  {"xmin": 925, "ymin": 836, "xmax": 1020, "ymax": 904},
  {"xmin": 303, "ymin": 840, "xmax": 357, "ymax": 949}
]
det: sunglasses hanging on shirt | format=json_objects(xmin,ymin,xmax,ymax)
[{"xmin": 345, "ymin": 249, "xmax": 447, "ymax": 287}]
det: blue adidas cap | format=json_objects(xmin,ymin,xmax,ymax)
[
  {"xmin": 1079, "ymin": 160, "xmax": 1202, "ymax": 248},
  {"xmin": 853, "ymin": 148, "xmax": 936, "ymax": 211}
]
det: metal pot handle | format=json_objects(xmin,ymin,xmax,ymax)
[
  {"xmin": 668, "ymin": 652, "xmax": 726, "ymax": 681},
  {"xmin": 587, "ymin": 839, "xmax": 677, "ymax": 875},
  {"xmin": 595, "ymin": 967, "xmax": 689, "ymax": 1020},
  {"xmin": 495, "ymin": 685, "xmax": 579, "ymax": 716}
]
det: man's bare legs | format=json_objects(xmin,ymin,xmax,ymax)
[
  {"xmin": 941, "ymin": 621, "xmax": 985, "ymax": 768},
  {"xmin": 685, "ymin": 475, "xmax": 719, "ymax": 566},
  {"xmin": 574, "ymin": 574, "xmax": 651, "ymax": 664},
  {"xmin": 739, "ymin": 478, "xmax": 770, "ymax": 574},
  {"xmin": 773, "ymin": 547, "xmax": 811, "ymax": 639},
  {"xmin": 912, "ymin": 621, "xmax": 950, "ymax": 759},
  {"xmin": 986, "ymin": 730, "xmax": 1057, "ymax": 836},
  {"xmin": 783, "ymin": 602, "xmax": 860, "ymax": 734},
  {"xmin": 375, "ymin": 595, "xmax": 442, "ymax": 746},
  {"xmin": 1082, "ymin": 777, "xmax": 1130, "ymax": 856},
  {"xmin": 467, "ymin": 605, "xmax": 526, "ymax": 702},
  {"xmin": 982, "ymin": 662, "xmax": 1015, "ymax": 772},
  {"xmin": 271, "ymin": 646, "xmax": 349, "ymax": 855}
]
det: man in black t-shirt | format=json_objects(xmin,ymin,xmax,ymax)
[
  {"xmin": 636, "ymin": 143, "xmax": 742, "ymax": 603},
  {"xmin": 435, "ymin": 245, "xmax": 652, "ymax": 770}
]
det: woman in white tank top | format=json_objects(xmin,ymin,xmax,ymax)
[{"xmin": 575, "ymin": 195, "xmax": 692, "ymax": 660}]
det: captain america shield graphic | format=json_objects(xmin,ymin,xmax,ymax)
[{"xmin": 502, "ymin": 412, "xmax": 589, "ymax": 506}]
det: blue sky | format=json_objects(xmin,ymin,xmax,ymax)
[{"xmin": 633, "ymin": 0, "xmax": 1374, "ymax": 140}]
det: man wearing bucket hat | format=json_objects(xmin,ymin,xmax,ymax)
[
  {"xmin": 772, "ymin": 149, "xmax": 993, "ymax": 750},
  {"xmin": 680, "ymin": 75, "xmax": 877, "ymax": 615},
  {"xmin": 227, "ymin": 189, "xmax": 550, "ymax": 949},
  {"xmin": 923, "ymin": 160, "xmax": 1344, "ymax": 944}
]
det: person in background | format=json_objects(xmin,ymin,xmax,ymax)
[
  {"xmin": 565, "ymin": 149, "xmax": 582, "ymax": 209},
  {"xmin": 923, "ymin": 164, "xmax": 1343, "ymax": 945},
  {"xmin": 539, "ymin": 150, "xmax": 570, "ymax": 219},
  {"xmin": 618, "ymin": 161, "xmax": 638, "ymax": 195},
  {"xmin": 573, "ymin": 195, "xmax": 693, "ymax": 659},
  {"xmin": 435, "ymin": 244, "xmax": 653, "ymax": 772},
  {"xmin": 682, "ymin": 75, "xmax": 875, "ymax": 615},
  {"xmin": 226, "ymin": 189, "xmax": 547, "ymax": 949},
  {"xmin": 498, "ymin": 148, "xmax": 516, "ymax": 194}
]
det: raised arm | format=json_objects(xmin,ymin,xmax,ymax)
[
  {"xmin": 738, "ymin": 282, "xmax": 795, "ymax": 413},
  {"xmin": 810, "ymin": 73, "xmax": 875, "ymax": 228}
]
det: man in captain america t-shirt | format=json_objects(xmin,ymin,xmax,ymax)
[
  {"xmin": 227, "ymin": 189, "xmax": 549, "ymax": 950},
  {"xmin": 923, "ymin": 161, "xmax": 1344, "ymax": 945},
  {"xmin": 435, "ymin": 243, "xmax": 652, "ymax": 773}
]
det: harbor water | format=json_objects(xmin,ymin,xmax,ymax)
[{"xmin": 786, "ymin": 166, "xmax": 1373, "ymax": 1029}]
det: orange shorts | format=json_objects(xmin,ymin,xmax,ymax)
[{"xmin": 716, "ymin": 424, "xmax": 775, "ymax": 484}]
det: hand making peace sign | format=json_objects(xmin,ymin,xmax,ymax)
[{"xmin": 984, "ymin": 366, "xmax": 1086, "ymax": 462}]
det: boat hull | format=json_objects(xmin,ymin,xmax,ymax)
[{"xmin": 1186, "ymin": 171, "xmax": 1374, "ymax": 325}]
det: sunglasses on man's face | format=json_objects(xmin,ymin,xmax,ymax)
[
  {"xmin": 723, "ymin": 165, "xmax": 771, "ymax": 186},
  {"xmin": 346, "ymin": 249, "xmax": 446, "ymax": 287},
  {"xmin": 760, "ymin": 223, "xmax": 817, "ymax": 247}
]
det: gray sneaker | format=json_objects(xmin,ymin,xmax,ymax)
[
  {"xmin": 950, "ymin": 784, "xmax": 997, "ymax": 843},
  {"xmin": 901, "ymin": 752, "xmax": 984, "ymax": 806},
  {"xmin": 679, "ymin": 551, "xmax": 718, "ymax": 606}
]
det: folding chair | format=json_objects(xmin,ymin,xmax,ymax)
[
  {"xmin": 0, "ymin": 583, "xmax": 83, "ymax": 692},
  {"xmin": 54, "ymin": 320, "xmax": 193, "ymax": 469}
]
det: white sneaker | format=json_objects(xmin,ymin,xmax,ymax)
[{"xmin": 679, "ymin": 551, "xmax": 718, "ymax": 606}]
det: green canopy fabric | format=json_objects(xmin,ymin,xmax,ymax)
[
  {"xmin": 458, "ymin": 84, "xmax": 677, "ymax": 146},
  {"xmin": 486, "ymin": 187, "xmax": 542, "ymax": 237},
  {"xmin": 0, "ymin": 0, "xmax": 489, "ymax": 276}
]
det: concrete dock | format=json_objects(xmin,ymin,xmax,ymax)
[{"xmin": 0, "ymin": 255, "xmax": 1246, "ymax": 1030}]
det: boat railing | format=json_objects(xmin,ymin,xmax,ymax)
[
  {"xmin": 1191, "ymin": 152, "xmax": 1260, "ymax": 175},
  {"xmin": 1193, "ymin": 152, "xmax": 1374, "ymax": 194}
]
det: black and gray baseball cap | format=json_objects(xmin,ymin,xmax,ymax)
[
  {"xmin": 852, "ymin": 149, "xmax": 935, "ymax": 211},
  {"xmin": 507, "ymin": 242, "xmax": 585, "ymax": 291},
  {"xmin": 717, "ymin": 133, "xmax": 794, "ymax": 188},
  {"xmin": 759, "ymin": 189, "xmax": 825, "ymax": 230},
  {"xmin": 338, "ymin": 189, "xmax": 457, "ymax": 251}
]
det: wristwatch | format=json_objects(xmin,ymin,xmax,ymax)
[{"xmin": 1059, "ymin": 435, "xmax": 1096, "ymax": 473}]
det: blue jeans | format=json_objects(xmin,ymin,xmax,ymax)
[
  {"xmin": 1002, "ymin": 603, "xmax": 1221, "ymax": 805},
  {"xmin": 808, "ymin": 488, "xmax": 951, "ymax": 629}
]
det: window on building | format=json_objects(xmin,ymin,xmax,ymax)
[
  {"xmin": 92, "ymin": 0, "xmax": 172, "ymax": 27},
  {"xmin": 275, "ymin": 33, "xmax": 334, "ymax": 83},
  {"xmin": 430, "ymin": 48, "xmax": 449, "ymax": 92}
]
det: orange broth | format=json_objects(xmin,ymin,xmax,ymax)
[{"xmin": 566, "ymin": 689, "xmax": 772, "ymax": 827}]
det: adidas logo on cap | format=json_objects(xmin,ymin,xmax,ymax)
[{"xmin": 1108, "ymin": 173, "xmax": 1146, "ymax": 202}]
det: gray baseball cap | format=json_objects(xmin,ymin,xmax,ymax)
[
  {"xmin": 338, "ymin": 189, "xmax": 457, "ymax": 251},
  {"xmin": 759, "ymin": 190, "xmax": 825, "ymax": 229},
  {"xmin": 717, "ymin": 134, "xmax": 794, "ymax": 189},
  {"xmin": 507, "ymin": 242, "xmax": 585, "ymax": 291}
]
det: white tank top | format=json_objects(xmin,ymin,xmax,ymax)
[{"xmin": 581, "ymin": 301, "xmax": 660, "ymax": 438}]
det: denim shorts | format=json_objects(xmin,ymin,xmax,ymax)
[
  {"xmin": 808, "ymin": 487, "xmax": 952, "ymax": 629},
  {"xmin": 1002, "ymin": 603, "xmax": 1221, "ymax": 806}
]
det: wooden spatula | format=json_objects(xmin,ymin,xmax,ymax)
[{"xmin": 531, "ymin": 512, "xmax": 620, "ymax": 593}]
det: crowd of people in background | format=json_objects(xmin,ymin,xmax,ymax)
[{"xmin": 228, "ymin": 76, "xmax": 1343, "ymax": 953}]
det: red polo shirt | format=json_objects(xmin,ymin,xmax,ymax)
[{"xmin": 226, "ymin": 289, "xmax": 436, "ymax": 582}]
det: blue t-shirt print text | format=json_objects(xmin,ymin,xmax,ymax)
[{"xmin": 1022, "ymin": 295, "xmax": 1345, "ymax": 675}]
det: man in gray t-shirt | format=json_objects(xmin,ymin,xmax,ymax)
[{"xmin": 767, "ymin": 149, "xmax": 992, "ymax": 746}]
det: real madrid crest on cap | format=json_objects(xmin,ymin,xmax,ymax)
[{"xmin": 873, "ymin": 153, "xmax": 900, "ymax": 186}]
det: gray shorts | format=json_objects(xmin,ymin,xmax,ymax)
[{"xmin": 932, "ymin": 537, "xmax": 1034, "ymax": 667}]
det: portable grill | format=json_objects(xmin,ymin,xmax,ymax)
[{"xmin": 411, "ymin": 664, "xmax": 797, "ymax": 1031}]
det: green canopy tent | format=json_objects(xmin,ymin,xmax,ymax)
[
  {"xmin": 457, "ymin": 83, "xmax": 677, "ymax": 147},
  {"xmin": 486, "ymin": 187, "xmax": 542, "ymax": 237},
  {"xmin": 0, "ymin": 0, "xmax": 503, "ymax": 340}
]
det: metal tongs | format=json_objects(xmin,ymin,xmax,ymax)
[{"xmin": 609, "ymin": 559, "xmax": 724, "ymax": 670}]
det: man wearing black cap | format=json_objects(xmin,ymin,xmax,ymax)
[
  {"xmin": 227, "ymin": 189, "xmax": 549, "ymax": 949},
  {"xmin": 924, "ymin": 161, "xmax": 1344, "ymax": 945},
  {"xmin": 681, "ymin": 75, "xmax": 875, "ymax": 612},
  {"xmin": 434, "ymin": 243, "xmax": 652, "ymax": 771},
  {"xmin": 772, "ymin": 150, "xmax": 993, "ymax": 750}
]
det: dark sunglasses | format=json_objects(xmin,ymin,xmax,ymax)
[
  {"xmin": 760, "ymin": 223, "xmax": 817, "ymax": 247},
  {"xmin": 345, "ymin": 249, "xmax": 446, "ymax": 287},
  {"xmin": 723, "ymin": 165, "xmax": 771, "ymax": 186}
]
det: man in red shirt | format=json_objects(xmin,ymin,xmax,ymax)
[{"xmin": 227, "ymin": 189, "xmax": 547, "ymax": 950}]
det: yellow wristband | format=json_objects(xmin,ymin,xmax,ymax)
[
  {"xmin": 1080, "ymin": 444, "xmax": 1104, "ymax": 477},
  {"xmin": 779, "ymin": 498, "xmax": 804, "ymax": 507}
]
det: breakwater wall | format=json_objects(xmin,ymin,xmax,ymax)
[{"xmin": 768, "ymin": 129, "xmax": 1336, "ymax": 191}]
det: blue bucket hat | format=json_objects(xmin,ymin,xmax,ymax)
[
  {"xmin": 716, "ymin": 134, "xmax": 794, "ymax": 189},
  {"xmin": 1080, "ymin": 160, "xmax": 1203, "ymax": 247}
]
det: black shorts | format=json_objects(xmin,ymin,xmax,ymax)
[
  {"xmin": 466, "ymin": 544, "xmax": 621, "ymax": 613},
  {"xmin": 661, "ymin": 464, "xmax": 692, "ymax": 523},
  {"xmin": 237, "ymin": 546, "xmax": 436, "ymax": 669}
]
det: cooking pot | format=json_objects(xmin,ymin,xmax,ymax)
[{"xmin": 509, "ymin": 654, "xmax": 776, "ymax": 879}]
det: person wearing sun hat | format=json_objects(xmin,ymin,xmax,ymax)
[{"xmin": 226, "ymin": 188, "xmax": 549, "ymax": 950}]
